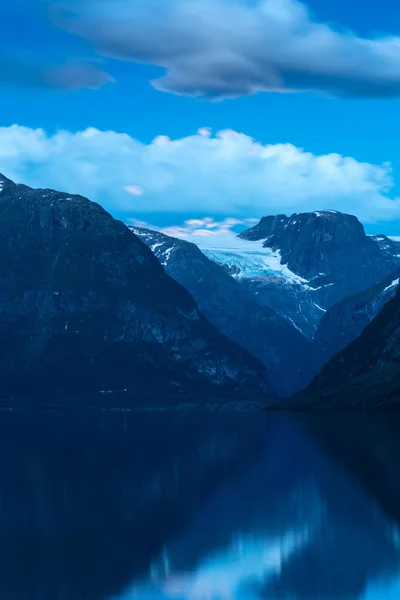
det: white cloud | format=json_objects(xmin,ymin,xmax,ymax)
[
  {"xmin": 1, "ymin": 124, "xmax": 400, "ymax": 223},
  {"xmin": 128, "ymin": 216, "xmax": 257, "ymax": 239},
  {"xmin": 154, "ymin": 217, "xmax": 258, "ymax": 238},
  {"xmin": 52, "ymin": 0, "xmax": 400, "ymax": 99}
]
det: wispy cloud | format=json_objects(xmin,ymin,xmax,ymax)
[
  {"xmin": 51, "ymin": 0, "xmax": 400, "ymax": 99},
  {"xmin": 1, "ymin": 125, "xmax": 399, "ymax": 223},
  {"xmin": 43, "ymin": 61, "xmax": 113, "ymax": 90},
  {"xmin": 0, "ymin": 56, "xmax": 111, "ymax": 91}
]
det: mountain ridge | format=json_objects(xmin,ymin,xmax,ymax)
[{"xmin": 0, "ymin": 173, "xmax": 272, "ymax": 404}]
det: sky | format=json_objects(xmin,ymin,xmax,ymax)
[{"xmin": 3, "ymin": 0, "xmax": 400, "ymax": 237}]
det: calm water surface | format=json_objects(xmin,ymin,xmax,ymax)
[{"xmin": 1, "ymin": 411, "xmax": 400, "ymax": 599}]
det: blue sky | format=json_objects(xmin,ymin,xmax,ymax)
[{"xmin": 3, "ymin": 0, "xmax": 400, "ymax": 236}]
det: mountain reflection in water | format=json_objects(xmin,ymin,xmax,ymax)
[{"xmin": 0, "ymin": 411, "xmax": 400, "ymax": 599}]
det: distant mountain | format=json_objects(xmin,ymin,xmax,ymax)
[
  {"xmin": 369, "ymin": 234, "xmax": 400, "ymax": 260},
  {"xmin": 134, "ymin": 213, "xmax": 400, "ymax": 399},
  {"xmin": 0, "ymin": 174, "xmax": 272, "ymax": 404},
  {"xmin": 206, "ymin": 210, "xmax": 400, "ymax": 337},
  {"xmin": 239, "ymin": 211, "xmax": 400, "ymax": 291},
  {"xmin": 287, "ymin": 286, "xmax": 400, "ymax": 410},
  {"xmin": 132, "ymin": 227, "xmax": 311, "ymax": 397}
]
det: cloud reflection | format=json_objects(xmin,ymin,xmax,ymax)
[{"xmin": 119, "ymin": 528, "xmax": 311, "ymax": 600}]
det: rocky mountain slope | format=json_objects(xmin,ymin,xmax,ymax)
[
  {"xmin": 0, "ymin": 174, "xmax": 272, "ymax": 403},
  {"xmin": 287, "ymin": 287, "xmax": 400, "ymax": 409},
  {"xmin": 311, "ymin": 268, "xmax": 400, "ymax": 378},
  {"xmin": 132, "ymin": 227, "xmax": 312, "ymax": 396},
  {"xmin": 200, "ymin": 211, "xmax": 400, "ymax": 337}
]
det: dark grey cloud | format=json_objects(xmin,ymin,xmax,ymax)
[
  {"xmin": 50, "ymin": 0, "xmax": 400, "ymax": 99},
  {"xmin": 0, "ymin": 59, "xmax": 46, "ymax": 88},
  {"xmin": 43, "ymin": 62, "xmax": 113, "ymax": 90},
  {"xmin": 0, "ymin": 57, "xmax": 111, "ymax": 91}
]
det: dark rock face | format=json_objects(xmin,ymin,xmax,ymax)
[
  {"xmin": 311, "ymin": 269, "xmax": 400, "ymax": 379},
  {"xmin": 0, "ymin": 174, "xmax": 271, "ymax": 402},
  {"xmin": 239, "ymin": 214, "xmax": 290, "ymax": 241},
  {"xmin": 239, "ymin": 211, "xmax": 400, "ymax": 327},
  {"xmin": 242, "ymin": 211, "xmax": 366, "ymax": 281},
  {"xmin": 133, "ymin": 227, "xmax": 312, "ymax": 397},
  {"xmin": 288, "ymin": 287, "xmax": 400, "ymax": 409}
]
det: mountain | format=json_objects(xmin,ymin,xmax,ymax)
[
  {"xmin": 239, "ymin": 211, "xmax": 400, "ymax": 292},
  {"xmin": 369, "ymin": 233, "xmax": 400, "ymax": 260},
  {"xmin": 0, "ymin": 174, "xmax": 272, "ymax": 404},
  {"xmin": 311, "ymin": 268, "xmax": 400, "ymax": 377},
  {"xmin": 201, "ymin": 211, "xmax": 400, "ymax": 337},
  {"xmin": 185, "ymin": 228, "xmax": 328, "ymax": 338},
  {"xmin": 132, "ymin": 227, "xmax": 312, "ymax": 396},
  {"xmin": 287, "ymin": 287, "xmax": 400, "ymax": 410}
]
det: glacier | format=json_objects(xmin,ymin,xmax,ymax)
[{"xmin": 193, "ymin": 235, "xmax": 309, "ymax": 286}]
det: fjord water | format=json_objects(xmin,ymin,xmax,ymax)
[{"xmin": 1, "ymin": 412, "xmax": 400, "ymax": 599}]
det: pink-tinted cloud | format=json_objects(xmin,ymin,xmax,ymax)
[
  {"xmin": 197, "ymin": 127, "xmax": 212, "ymax": 137},
  {"xmin": 127, "ymin": 218, "xmax": 150, "ymax": 228},
  {"xmin": 124, "ymin": 185, "xmax": 144, "ymax": 196}
]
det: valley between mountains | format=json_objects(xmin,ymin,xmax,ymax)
[
  {"xmin": 1, "ymin": 172, "xmax": 400, "ymax": 409},
  {"xmin": 133, "ymin": 210, "xmax": 400, "ymax": 407}
]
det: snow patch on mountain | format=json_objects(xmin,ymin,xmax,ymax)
[
  {"xmin": 383, "ymin": 278, "xmax": 400, "ymax": 294},
  {"xmin": 314, "ymin": 303, "xmax": 327, "ymax": 313},
  {"xmin": 286, "ymin": 316, "xmax": 307, "ymax": 336},
  {"xmin": 150, "ymin": 242, "xmax": 164, "ymax": 252},
  {"xmin": 194, "ymin": 235, "xmax": 310, "ymax": 286},
  {"xmin": 161, "ymin": 247, "xmax": 174, "ymax": 266}
]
